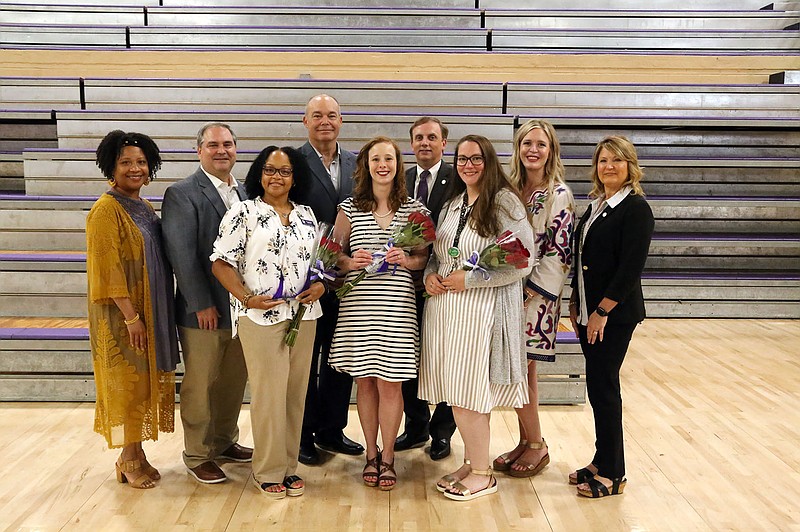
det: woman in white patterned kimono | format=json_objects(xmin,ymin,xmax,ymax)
[
  {"xmin": 492, "ymin": 119, "xmax": 575, "ymax": 478},
  {"xmin": 419, "ymin": 135, "xmax": 534, "ymax": 501}
]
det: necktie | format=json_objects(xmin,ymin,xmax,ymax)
[{"xmin": 417, "ymin": 170, "xmax": 431, "ymax": 206}]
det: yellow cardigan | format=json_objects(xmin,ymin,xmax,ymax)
[{"xmin": 86, "ymin": 193, "xmax": 174, "ymax": 448}]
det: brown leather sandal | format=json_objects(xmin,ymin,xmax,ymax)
[
  {"xmin": 363, "ymin": 451, "xmax": 381, "ymax": 487},
  {"xmin": 378, "ymin": 459, "xmax": 397, "ymax": 491},
  {"xmin": 507, "ymin": 438, "xmax": 549, "ymax": 478},
  {"xmin": 493, "ymin": 439, "xmax": 527, "ymax": 472},
  {"xmin": 116, "ymin": 457, "xmax": 155, "ymax": 489},
  {"xmin": 138, "ymin": 449, "xmax": 160, "ymax": 481}
]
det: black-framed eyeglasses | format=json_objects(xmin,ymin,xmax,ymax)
[
  {"xmin": 263, "ymin": 166, "xmax": 293, "ymax": 177},
  {"xmin": 456, "ymin": 155, "xmax": 485, "ymax": 167}
]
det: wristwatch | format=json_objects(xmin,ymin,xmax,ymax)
[{"xmin": 596, "ymin": 306, "xmax": 609, "ymax": 317}]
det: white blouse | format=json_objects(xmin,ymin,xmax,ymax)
[{"xmin": 210, "ymin": 197, "xmax": 323, "ymax": 335}]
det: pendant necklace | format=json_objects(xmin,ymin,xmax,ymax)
[{"xmin": 448, "ymin": 193, "xmax": 476, "ymax": 259}]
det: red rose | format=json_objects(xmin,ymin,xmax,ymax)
[{"xmin": 408, "ymin": 211, "xmax": 424, "ymax": 224}]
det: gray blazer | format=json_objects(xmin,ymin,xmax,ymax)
[
  {"xmin": 405, "ymin": 161, "xmax": 454, "ymax": 225},
  {"xmin": 298, "ymin": 141, "xmax": 357, "ymax": 225},
  {"xmin": 161, "ymin": 167, "xmax": 247, "ymax": 329}
]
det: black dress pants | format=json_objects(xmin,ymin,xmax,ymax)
[
  {"xmin": 301, "ymin": 292, "xmax": 353, "ymax": 445},
  {"xmin": 400, "ymin": 290, "xmax": 456, "ymax": 440},
  {"xmin": 578, "ymin": 321, "xmax": 638, "ymax": 479}
]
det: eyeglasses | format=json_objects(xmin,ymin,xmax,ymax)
[
  {"xmin": 456, "ymin": 155, "xmax": 485, "ymax": 167},
  {"xmin": 263, "ymin": 166, "xmax": 293, "ymax": 177}
]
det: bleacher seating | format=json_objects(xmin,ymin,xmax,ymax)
[{"xmin": 1, "ymin": 1, "xmax": 799, "ymax": 402}]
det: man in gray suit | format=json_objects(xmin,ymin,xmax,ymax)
[
  {"xmin": 394, "ymin": 116, "xmax": 457, "ymax": 460},
  {"xmin": 161, "ymin": 122, "xmax": 252, "ymax": 484},
  {"xmin": 297, "ymin": 94, "xmax": 364, "ymax": 464}
]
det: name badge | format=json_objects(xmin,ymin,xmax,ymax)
[{"xmin": 301, "ymin": 218, "xmax": 315, "ymax": 227}]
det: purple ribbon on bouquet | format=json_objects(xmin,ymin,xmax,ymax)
[
  {"xmin": 367, "ymin": 239, "xmax": 397, "ymax": 275},
  {"xmin": 309, "ymin": 259, "xmax": 337, "ymax": 283},
  {"xmin": 463, "ymin": 251, "xmax": 490, "ymax": 280}
]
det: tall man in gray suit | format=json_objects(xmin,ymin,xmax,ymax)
[
  {"xmin": 161, "ymin": 122, "xmax": 253, "ymax": 484},
  {"xmin": 394, "ymin": 116, "xmax": 457, "ymax": 460},
  {"xmin": 297, "ymin": 94, "xmax": 364, "ymax": 464}
]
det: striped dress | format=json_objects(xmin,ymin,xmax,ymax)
[
  {"xmin": 329, "ymin": 198, "xmax": 423, "ymax": 382},
  {"xmin": 419, "ymin": 192, "xmax": 529, "ymax": 414}
]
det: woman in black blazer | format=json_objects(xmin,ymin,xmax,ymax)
[{"xmin": 568, "ymin": 136, "xmax": 654, "ymax": 498}]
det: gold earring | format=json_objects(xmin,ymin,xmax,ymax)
[{"xmin": 108, "ymin": 177, "xmax": 116, "ymax": 185}]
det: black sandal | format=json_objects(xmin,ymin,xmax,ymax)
[
  {"xmin": 283, "ymin": 475, "xmax": 305, "ymax": 497},
  {"xmin": 569, "ymin": 466, "xmax": 597, "ymax": 485},
  {"xmin": 577, "ymin": 477, "xmax": 627, "ymax": 498}
]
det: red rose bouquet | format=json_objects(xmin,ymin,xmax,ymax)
[
  {"xmin": 461, "ymin": 229, "xmax": 531, "ymax": 279},
  {"xmin": 335, "ymin": 210, "xmax": 436, "ymax": 299},
  {"xmin": 284, "ymin": 223, "xmax": 342, "ymax": 347}
]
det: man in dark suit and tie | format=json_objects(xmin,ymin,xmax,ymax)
[
  {"xmin": 394, "ymin": 116, "xmax": 457, "ymax": 460},
  {"xmin": 297, "ymin": 94, "xmax": 364, "ymax": 465},
  {"xmin": 161, "ymin": 122, "xmax": 253, "ymax": 484}
]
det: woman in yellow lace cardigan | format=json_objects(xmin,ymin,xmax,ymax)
[{"xmin": 86, "ymin": 130, "xmax": 179, "ymax": 489}]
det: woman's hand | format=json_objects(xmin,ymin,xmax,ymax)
[
  {"xmin": 296, "ymin": 282, "xmax": 326, "ymax": 304},
  {"xmin": 586, "ymin": 311, "xmax": 608, "ymax": 344},
  {"xmin": 425, "ymin": 273, "xmax": 447, "ymax": 296},
  {"xmin": 126, "ymin": 319, "xmax": 147, "ymax": 351},
  {"xmin": 247, "ymin": 294, "xmax": 286, "ymax": 311},
  {"xmin": 441, "ymin": 270, "xmax": 467, "ymax": 293},
  {"xmin": 385, "ymin": 246, "xmax": 409, "ymax": 268},
  {"xmin": 348, "ymin": 248, "xmax": 373, "ymax": 271}
]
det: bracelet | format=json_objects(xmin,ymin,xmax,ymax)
[
  {"xmin": 123, "ymin": 313, "xmax": 140, "ymax": 326},
  {"xmin": 241, "ymin": 292, "xmax": 253, "ymax": 309},
  {"xmin": 568, "ymin": 301, "xmax": 577, "ymax": 308}
]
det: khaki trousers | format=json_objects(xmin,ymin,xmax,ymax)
[
  {"xmin": 178, "ymin": 326, "xmax": 247, "ymax": 469},
  {"xmin": 238, "ymin": 317, "xmax": 316, "ymax": 484}
]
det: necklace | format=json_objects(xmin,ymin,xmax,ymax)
[
  {"xmin": 448, "ymin": 193, "xmax": 477, "ymax": 259},
  {"xmin": 372, "ymin": 210, "xmax": 393, "ymax": 219}
]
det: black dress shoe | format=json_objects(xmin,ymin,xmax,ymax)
[
  {"xmin": 299, "ymin": 445, "xmax": 321, "ymax": 465},
  {"xmin": 315, "ymin": 432, "xmax": 364, "ymax": 455},
  {"xmin": 430, "ymin": 438, "xmax": 451, "ymax": 461},
  {"xmin": 394, "ymin": 431, "xmax": 428, "ymax": 451}
]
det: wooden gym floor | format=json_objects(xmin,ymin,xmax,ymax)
[{"xmin": 0, "ymin": 318, "xmax": 798, "ymax": 531}]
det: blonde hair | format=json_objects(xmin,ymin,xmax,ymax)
[
  {"xmin": 509, "ymin": 119, "xmax": 566, "ymax": 218},
  {"xmin": 589, "ymin": 135, "xmax": 645, "ymax": 198}
]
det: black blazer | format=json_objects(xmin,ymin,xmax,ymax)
[
  {"xmin": 298, "ymin": 141, "xmax": 357, "ymax": 225},
  {"xmin": 405, "ymin": 161, "xmax": 454, "ymax": 224},
  {"xmin": 161, "ymin": 168, "xmax": 248, "ymax": 329},
  {"xmin": 572, "ymin": 193, "xmax": 654, "ymax": 325}
]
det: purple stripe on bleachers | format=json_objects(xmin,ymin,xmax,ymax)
[
  {"xmin": 651, "ymin": 234, "xmax": 800, "ymax": 241},
  {"xmin": 0, "ymin": 327, "xmax": 88, "ymax": 340},
  {"xmin": 641, "ymin": 272, "xmax": 800, "ymax": 280},
  {"xmin": 0, "ymin": 253, "xmax": 86, "ymax": 262}
]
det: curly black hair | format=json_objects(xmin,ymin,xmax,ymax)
[
  {"xmin": 95, "ymin": 130, "xmax": 162, "ymax": 181},
  {"xmin": 244, "ymin": 146, "xmax": 312, "ymax": 202}
]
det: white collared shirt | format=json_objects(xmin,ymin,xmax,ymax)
[
  {"xmin": 201, "ymin": 166, "xmax": 240, "ymax": 209},
  {"xmin": 311, "ymin": 143, "xmax": 341, "ymax": 192},
  {"xmin": 576, "ymin": 186, "xmax": 632, "ymax": 325},
  {"xmin": 414, "ymin": 159, "xmax": 442, "ymax": 202}
]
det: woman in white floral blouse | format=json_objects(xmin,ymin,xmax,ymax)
[
  {"xmin": 492, "ymin": 119, "xmax": 575, "ymax": 478},
  {"xmin": 211, "ymin": 146, "xmax": 326, "ymax": 500}
]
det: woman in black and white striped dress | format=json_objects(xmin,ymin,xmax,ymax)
[
  {"xmin": 330, "ymin": 136, "xmax": 429, "ymax": 491},
  {"xmin": 419, "ymin": 135, "xmax": 534, "ymax": 502}
]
